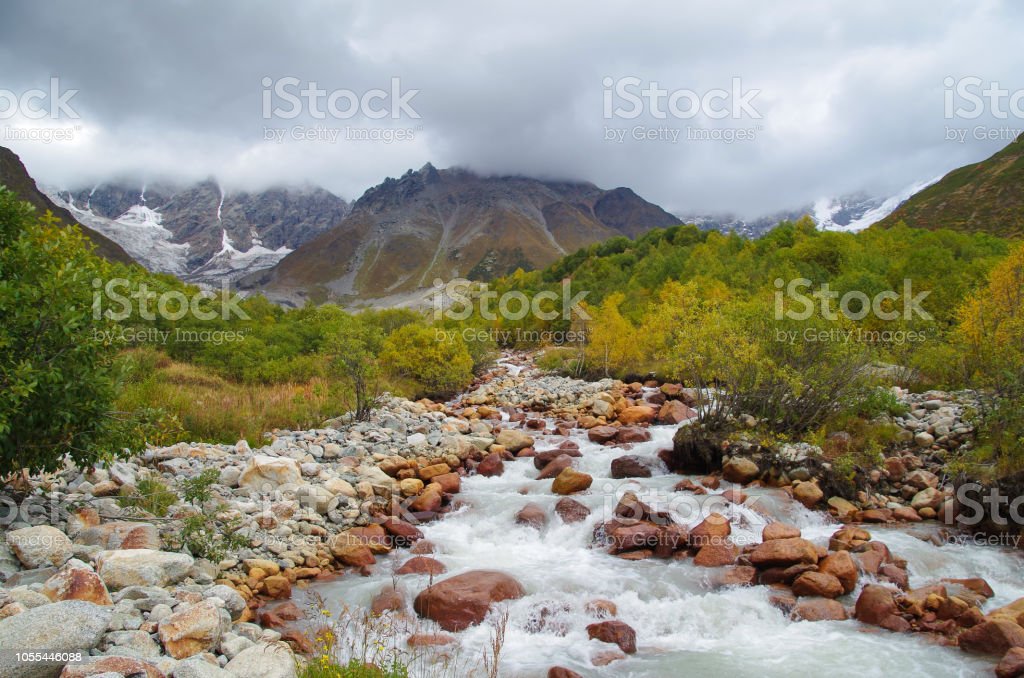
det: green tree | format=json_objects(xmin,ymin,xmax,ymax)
[
  {"xmin": 378, "ymin": 323, "xmax": 474, "ymax": 398},
  {"xmin": 0, "ymin": 189, "xmax": 137, "ymax": 474}
]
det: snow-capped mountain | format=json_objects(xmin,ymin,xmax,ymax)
[
  {"xmin": 682, "ymin": 178, "xmax": 940, "ymax": 238},
  {"xmin": 46, "ymin": 180, "xmax": 349, "ymax": 285}
]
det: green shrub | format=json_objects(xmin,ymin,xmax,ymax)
[
  {"xmin": 117, "ymin": 477, "xmax": 177, "ymax": 517},
  {"xmin": 378, "ymin": 324, "xmax": 474, "ymax": 399}
]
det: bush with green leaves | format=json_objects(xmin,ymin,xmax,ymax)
[
  {"xmin": 378, "ymin": 323, "xmax": 475, "ymax": 399},
  {"xmin": 0, "ymin": 189, "xmax": 142, "ymax": 474}
]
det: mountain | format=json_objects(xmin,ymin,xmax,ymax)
[
  {"xmin": 46, "ymin": 180, "xmax": 349, "ymax": 284},
  {"xmin": 874, "ymin": 136, "xmax": 1024, "ymax": 238},
  {"xmin": 0, "ymin": 146, "xmax": 134, "ymax": 264},
  {"xmin": 683, "ymin": 181, "xmax": 939, "ymax": 239},
  {"xmin": 245, "ymin": 164, "xmax": 681, "ymax": 305}
]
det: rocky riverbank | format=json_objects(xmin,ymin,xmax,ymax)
[{"xmin": 1, "ymin": 353, "xmax": 1022, "ymax": 677}]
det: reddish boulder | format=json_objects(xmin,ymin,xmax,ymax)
[
  {"xmin": 688, "ymin": 513, "xmax": 731, "ymax": 548},
  {"xmin": 610, "ymin": 455, "xmax": 652, "ymax": 479},
  {"xmin": 854, "ymin": 584, "xmax": 911, "ymax": 632},
  {"xmin": 554, "ymin": 498, "xmax": 590, "ymax": 524},
  {"xmin": 515, "ymin": 503, "xmax": 548, "ymax": 529},
  {"xmin": 792, "ymin": 571, "xmax": 844, "ymax": 599},
  {"xmin": 997, "ymin": 647, "xmax": 1024, "ymax": 678},
  {"xmin": 396, "ymin": 556, "xmax": 447, "ymax": 576},
  {"xmin": 587, "ymin": 426, "xmax": 618, "ymax": 444},
  {"xmin": 657, "ymin": 400, "xmax": 697, "ymax": 425},
  {"xmin": 749, "ymin": 538, "xmax": 818, "ymax": 568},
  {"xmin": 618, "ymin": 405, "xmax": 657, "ymax": 425},
  {"xmin": 959, "ymin": 620, "xmax": 1024, "ymax": 656},
  {"xmin": 413, "ymin": 570, "xmax": 526, "ymax": 631},
  {"xmin": 537, "ymin": 455, "xmax": 575, "ymax": 480},
  {"xmin": 694, "ymin": 543, "xmax": 738, "ymax": 567},
  {"xmin": 792, "ymin": 598, "xmax": 849, "ymax": 622},
  {"xmin": 762, "ymin": 523, "xmax": 801, "ymax": 541},
  {"xmin": 370, "ymin": 587, "xmax": 404, "ymax": 614},
  {"xmin": 534, "ymin": 448, "xmax": 581, "ymax": 469},
  {"xmin": 818, "ymin": 550, "xmax": 858, "ymax": 595},
  {"xmin": 548, "ymin": 668, "xmax": 584, "ymax": 678},
  {"xmin": 586, "ymin": 620, "xmax": 637, "ymax": 654},
  {"xmin": 552, "ymin": 468, "xmax": 593, "ymax": 495},
  {"xmin": 615, "ymin": 427, "xmax": 652, "ymax": 444},
  {"xmin": 476, "ymin": 453, "xmax": 505, "ymax": 477}
]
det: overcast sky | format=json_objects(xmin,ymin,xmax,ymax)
[{"xmin": 1, "ymin": 0, "xmax": 1021, "ymax": 216}]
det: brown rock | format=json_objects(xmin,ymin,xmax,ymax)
[
  {"xmin": 537, "ymin": 454, "xmax": 575, "ymax": 480},
  {"xmin": 749, "ymin": 538, "xmax": 819, "ymax": 568},
  {"xmin": 552, "ymin": 468, "xmax": 593, "ymax": 495},
  {"xmin": 380, "ymin": 518, "xmax": 424, "ymax": 547},
  {"xmin": 792, "ymin": 598, "xmax": 849, "ymax": 622},
  {"xmin": 157, "ymin": 600, "xmax": 224, "ymax": 659},
  {"xmin": 262, "ymin": 575, "xmax": 291, "ymax": 600},
  {"xmin": 407, "ymin": 633, "xmax": 457, "ymax": 647},
  {"xmin": 829, "ymin": 527, "xmax": 872, "ymax": 552},
  {"xmin": 396, "ymin": 556, "xmax": 447, "ymax": 576},
  {"xmin": 959, "ymin": 620, "xmax": 1024, "ymax": 656},
  {"xmin": 854, "ymin": 584, "xmax": 911, "ymax": 632},
  {"xmin": 657, "ymin": 400, "xmax": 697, "ymax": 425},
  {"xmin": 76, "ymin": 522, "xmax": 161, "ymax": 550},
  {"xmin": 432, "ymin": 472, "xmax": 461, "ymax": 494},
  {"xmin": 586, "ymin": 620, "xmax": 637, "ymax": 654},
  {"xmin": 722, "ymin": 457, "xmax": 760, "ymax": 484},
  {"xmin": 587, "ymin": 426, "xmax": 618, "ymax": 444},
  {"xmin": 332, "ymin": 544, "xmax": 376, "ymax": 568},
  {"xmin": 585, "ymin": 599, "xmax": 618, "ymax": 617},
  {"xmin": 370, "ymin": 587, "xmax": 404, "ymax": 614},
  {"xmin": 818, "ymin": 550, "xmax": 858, "ymax": 595},
  {"xmin": 615, "ymin": 427, "xmax": 652, "ymax": 444},
  {"xmin": 40, "ymin": 561, "xmax": 112, "ymax": 605},
  {"xmin": 694, "ymin": 543, "xmax": 738, "ymax": 567},
  {"xmin": 610, "ymin": 455, "xmax": 652, "ymax": 479},
  {"xmin": 688, "ymin": 513, "xmax": 731, "ymax": 548},
  {"xmin": 996, "ymin": 647, "xmax": 1024, "ymax": 678},
  {"xmin": 476, "ymin": 453, "xmax": 505, "ymax": 477},
  {"xmin": 413, "ymin": 570, "xmax": 526, "ymax": 631},
  {"xmin": 419, "ymin": 463, "xmax": 452, "ymax": 482},
  {"xmin": 717, "ymin": 565, "xmax": 758, "ymax": 587},
  {"xmin": 618, "ymin": 405, "xmax": 657, "ymax": 425},
  {"xmin": 762, "ymin": 523, "xmax": 801, "ymax": 541},
  {"xmin": 554, "ymin": 498, "xmax": 590, "ymax": 524},
  {"xmin": 515, "ymin": 503, "xmax": 548, "ymax": 529},
  {"xmin": 792, "ymin": 571, "xmax": 844, "ymax": 599},
  {"xmin": 793, "ymin": 481, "xmax": 824, "ymax": 508},
  {"xmin": 548, "ymin": 668, "xmax": 584, "ymax": 678}
]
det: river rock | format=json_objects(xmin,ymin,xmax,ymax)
[
  {"xmin": 586, "ymin": 620, "xmax": 637, "ymax": 654},
  {"xmin": 537, "ymin": 454, "xmax": 575, "ymax": 480},
  {"xmin": 39, "ymin": 559, "xmax": 112, "ymax": 605},
  {"xmin": 762, "ymin": 523, "xmax": 801, "ymax": 541},
  {"xmin": 548, "ymin": 668, "xmax": 584, "ymax": 678},
  {"xmin": 174, "ymin": 656, "xmax": 234, "ymax": 677},
  {"xmin": 76, "ymin": 522, "xmax": 160, "ymax": 550},
  {"xmin": 554, "ymin": 498, "xmax": 590, "ymax": 523},
  {"xmin": 959, "ymin": 620, "xmax": 1024, "ymax": 656},
  {"xmin": 793, "ymin": 481, "xmax": 824, "ymax": 508},
  {"xmin": 496, "ymin": 429, "xmax": 534, "ymax": 453},
  {"xmin": 689, "ymin": 513, "xmax": 731, "ymax": 547},
  {"xmin": 587, "ymin": 426, "xmax": 618, "ymax": 444},
  {"xmin": 818, "ymin": 551, "xmax": 858, "ymax": 594},
  {"xmin": 476, "ymin": 453, "xmax": 505, "ymax": 477},
  {"xmin": 722, "ymin": 457, "xmax": 760, "ymax": 484},
  {"xmin": 657, "ymin": 400, "xmax": 696, "ymax": 425},
  {"xmin": 238, "ymin": 456, "xmax": 302, "ymax": 491},
  {"xmin": 413, "ymin": 570, "xmax": 526, "ymax": 631},
  {"xmin": 792, "ymin": 598, "xmax": 849, "ymax": 622},
  {"xmin": 618, "ymin": 405, "xmax": 657, "ymax": 425},
  {"xmin": 95, "ymin": 549, "xmax": 194, "ymax": 589},
  {"xmin": 515, "ymin": 503, "xmax": 548, "ymax": 529},
  {"xmin": 610, "ymin": 455, "xmax": 652, "ymax": 479},
  {"xmin": 750, "ymin": 538, "xmax": 818, "ymax": 568},
  {"xmin": 854, "ymin": 584, "xmax": 911, "ymax": 632},
  {"xmin": 552, "ymin": 468, "xmax": 592, "ymax": 495},
  {"xmin": 396, "ymin": 556, "xmax": 447, "ymax": 576},
  {"xmin": 6, "ymin": 526, "xmax": 73, "ymax": 569},
  {"xmin": 0, "ymin": 601, "xmax": 112, "ymax": 678},
  {"xmin": 59, "ymin": 655, "xmax": 164, "ymax": 678},
  {"xmin": 792, "ymin": 571, "xmax": 844, "ymax": 599},
  {"xmin": 223, "ymin": 641, "xmax": 297, "ymax": 678},
  {"xmin": 158, "ymin": 600, "xmax": 228, "ymax": 659},
  {"xmin": 996, "ymin": 647, "xmax": 1024, "ymax": 678}
]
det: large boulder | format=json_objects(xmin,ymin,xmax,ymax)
[
  {"xmin": 58, "ymin": 656, "xmax": 164, "ymax": 678},
  {"xmin": 587, "ymin": 426, "xmax": 618, "ymax": 444},
  {"xmin": 238, "ymin": 456, "xmax": 303, "ymax": 491},
  {"xmin": 495, "ymin": 429, "xmax": 534, "ymax": 453},
  {"xmin": 959, "ymin": 620, "xmax": 1024, "ymax": 656},
  {"xmin": 818, "ymin": 551, "xmax": 858, "ymax": 595},
  {"xmin": 552, "ymin": 469, "xmax": 593, "ymax": 495},
  {"xmin": 854, "ymin": 584, "xmax": 911, "ymax": 632},
  {"xmin": 792, "ymin": 572, "xmax": 843, "ymax": 599},
  {"xmin": 722, "ymin": 457, "xmax": 760, "ymax": 484},
  {"xmin": 996, "ymin": 647, "xmax": 1024, "ymax": 678},
  {"xmin": 413, "ymin": 571, "xmax": 526, "ymax": 631},
  {"xmin": 537, "ymin": 455, "xmax": 575, "ymax": 480},
  {"xmin": 610, "ymin": 455, "xmax": 652, "ymax": 479},
  {"xmin": 95, "ymin": 549, "xmax": 194, "ymax": 590},
  {"xmin": 0, "ymin": 601, "xmax": 112, "ymax": 678},
  {"xmin": 792, "ymin": 598, "xmax": 849, "ymax": 622},
  {"xmin": 586, "ymin": 620, "xmax": 637, "ymax": 654},
  {"xmin": 657, "ymin": 400, "xmax": 697, "ymax": 425},
  {"xmin": 749, "ymin": 538, "xmax": 818, "ymax": 568},
  {"xmin": 554, "ymin": 498, "xmax": 591, "ymax": 524},
  {"xmin": 6, "ymin": 526, "xmax": 73, "ymax": 569},
  {"xmin": 158, "ymin": 600, "xmax": 228, "ymax": 659},
  {"xmin": 75, "ymin": 522, "xmax": 160, "ymax": 550},
  {"xmin": 617, "ymin": 405, "xmax": 657, "ymax": 425},
  {"xmin": 40, "ymin": 559, "xmax": 112, "ymax": 605},
  {"xmin": 223, "ymin": 642, "xmax": 297, "ymax": 678}
]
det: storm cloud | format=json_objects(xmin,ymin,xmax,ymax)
[{"xmin": 1, "ymin": 0, "xmax": 1022, "ymax": 216}]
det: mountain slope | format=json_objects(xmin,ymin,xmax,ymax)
[
  {"xmin": 874, "ymin": 136, "xmax": 1024, "ymax": 238},
  {"xmin": 0, "ymin": 146, "xmax": 134, "ymax": 264},
  {"xmin": 248, "ymin": 164, "xmax": 680, "ymax": 305},
  {"xmin": 47, "ymin": 180, "xmax": 349, "ymax": 283}
]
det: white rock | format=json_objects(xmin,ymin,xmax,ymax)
[
  {"xmin": 6, "ymin": 526, "xmax": 73, "ymax": 569},
  {"xmin": 0, "ymin": 601, "xmax": 112, "ymax": 678},
  {"xmin": 238, "ymin": 456, "xmax": 303, "ymax": 491},
  {"xmin": 96, "ymin": 549, "xmax": 194, "ymax": 590},
  {"xmin": 224, "ymin": 642, "xmax": 296, "ymax": 678}
]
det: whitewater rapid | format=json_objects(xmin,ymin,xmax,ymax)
[{"xmin": 307, "ymin": 420, "xmax": 1024, "ymax": 677}]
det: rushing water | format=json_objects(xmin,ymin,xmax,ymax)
[{"xmin": 308, "ymin": 412, "xmax": 1024, "ymax": 677}]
